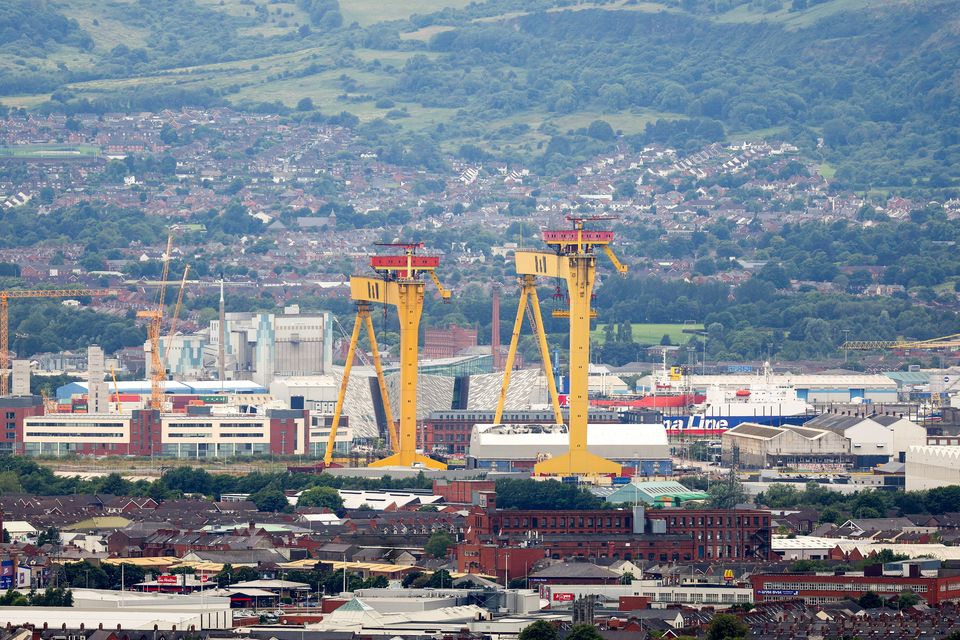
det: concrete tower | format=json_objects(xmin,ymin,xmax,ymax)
[
  {"xmin": 10, "ymin": 360, "xmax": 29, "ymax": 396},
  {"xmin": 87, "ymin": 346, "xmax": 108, "ymax": 414}
]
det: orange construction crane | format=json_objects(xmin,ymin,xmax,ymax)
[
  {"xmin": 110, "ymin": 365, "xmax": 122, "ymax": 413},
  {"xmin": 136, "ymin": 234, "xmax": 175, "ymax": 411},
  {"xmin": 0, "ymin": 288, "xmax": 114, "ymax": 396},
  {"xmin": 39, "ymin": 389, "xmax": 57, "ymax": 413}
]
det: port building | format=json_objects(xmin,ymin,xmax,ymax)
[
  {"xmin": 906, "ymin": 446, "xmax": 960, "ymax": 490},
  {"xmin": 721, "ymin": 423, "xmax": 849, "ymax": 469},
  {"xmin": 722, "ymin": 412, "xmax": 926, "ymax": 470}
]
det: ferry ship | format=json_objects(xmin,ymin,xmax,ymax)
[{"xmin": 663, "ymin": 363, "xmax": 813, "ymax": 436}]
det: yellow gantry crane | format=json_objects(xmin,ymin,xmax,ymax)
[
  {"xmin": 0, "ymin": 288, "xmax": 114, "ymax": 396},
  {"xmin": 494, "ymin": 274, "xmax": 564, "ymax": 426},
  {"xmin": 324, "ymin": 242, "xmax": 451, "ymax": 469},
  {"xmin": 514, "ymin": 216, "xmax": 629, "ymax": 476}
]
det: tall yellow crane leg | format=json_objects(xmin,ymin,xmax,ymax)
[
  {"xmin": 324, "ymin": 302, "xmax": 400, "ymax": 465},
  {"xmin": 362, "ymin": 307, "xmax": 398, "ymax": 451},
  {"xmin": 528, "ymin": 283, "xmax": 564, "ymax": 426},
  {"xmin": 324, "ymin": 309, "xmax": 363, "ymax": 465},
  {"xmin": 370, "ymin": 281, "xmax": 445, "ymax": 470},
  {"xmin": 494, "ymin": 282, "xmax": 529, "ymax": 424},
  {"xmin": 494, "ymin": 276, "xmax": 563, "ymax": 425}
]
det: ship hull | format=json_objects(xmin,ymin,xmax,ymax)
[{"xmin": 662, "ymin": 413, "xmax": 813, "ymax": 437}]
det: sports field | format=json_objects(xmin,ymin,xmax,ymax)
[{"xmin": 591, "ymin": 323, "xmax": 704, "ymax": 345}]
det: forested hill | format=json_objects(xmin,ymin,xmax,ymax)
[{"xmin": 1, "ymin": 0, "xmax": 958, "ymax": 189}]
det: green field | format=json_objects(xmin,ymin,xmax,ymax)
[
  {"xmin": 714, "ymin": 0, "xmax": 896, "ymax": 28},
  {"xmin": 591, "ymin": 323, "xmax": 704, "ymax": 345},
  {"xmin": 0, "ymin": 145, "xmax": 101, "ymax": 159},
  {"xmin": 818, "ymin": 163, "xmax": 837, "ymax": 180}
]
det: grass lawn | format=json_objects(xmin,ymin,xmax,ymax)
[
  {"xmin": 819, "ymin": 163, "xmax": 837, "ymax": 180},
  {"xmin": 400, "ymin": 25, "xmax": 457, "ymax": 42},
  {"xmin": 0, "ymin": 144, "xmax": 101, "ymax": 159},
  {"xmin": 713, "ymin": 0, "xmax": 893, "ymax": 28},
  {"xmin": 591, "ymin": 323, "xmax": 704, "ymax": 346}
]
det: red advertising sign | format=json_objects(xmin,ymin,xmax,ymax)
[
  {"xmin": 157, "ymin": 574, "xmax": 178, "ymax": 584},
  {"xmin": 552, "ymin": 592, "xmax": 575, "ymax": 602}
]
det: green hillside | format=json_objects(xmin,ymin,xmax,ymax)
[{"xmin": 1, "ymin": 0, "xmax": 958, "ymax": 188}]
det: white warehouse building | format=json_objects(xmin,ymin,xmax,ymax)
[
  {"xmin": 906, "ymin": 446, "xmax": 960, "ymax": 491},
  {"xmin": 468, "ymin": 422, "xmax": 672, "ymax": 474}
]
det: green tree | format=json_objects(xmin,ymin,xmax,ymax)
[
  {"xmin": 518, "ymin": 620, "xmax": 560, "ymax": 640},
  {"xmin": 894, "ymin": 590, "xmax": 921, "ymax": 609},
  {"xmin": 250, "ymin": 486, "xmax": 291, "ymax": 513},
  {"xmin": 708, "ymin": 472, "xmax": 746, "ymax": 509},
  {"xmin": 566, "ymin": 624, "xmax": 604, "ymax": 640},
  {"xmin": 705, "ymin": 613, "xmax": 749, "ymax": 640},
  {"xmin": 424, "ymin": 531, "xmax": 454, "ymax": 558},
  {"xmin": 296, "ymin": 486, "xmax": 344, "ymax": 511},
  {"xmin": 620, "ymin": 571, "xmax": 636, "ymax": 585},
  {"xmin": 858, "ymin": 591, "xmax": 883, "ymax": 609},
  {"xmin": 425, "ymin": 569, "xmax": 452, "ymax": 588},
  {"xmin": 36, "ymin": 526, "xmax": 61, "ymax": 547}
]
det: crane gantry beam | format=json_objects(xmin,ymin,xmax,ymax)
[{"xmin": 1, "ymin": 288, "xmax": 114, "ymax": 396}]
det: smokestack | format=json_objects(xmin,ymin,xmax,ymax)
[
  {"xmin": 218, "ymin": 276, "xmax": 226, "ymax": 388},
  {"xmin": 492, "ymin": 284, "xmax": 502, "ymax": 371}
]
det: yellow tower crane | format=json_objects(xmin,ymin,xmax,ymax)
[
  {"xmin": 324, "ymin": 242, "xmax": 451, "ymax": 470},
  {"xmin": 514, "ymin": 216, "xmax": 629, "ymax": 476},
  {"xmin": 494, "ymin": 275, "xmax": 564, "ymax": 426},
  {"xmin": 0, "ymin": 288, "xmax": 114, "ymax": 396},
  {"xmin": 136, "ymin": 234, "xmax": 175, "ymax": 411}
]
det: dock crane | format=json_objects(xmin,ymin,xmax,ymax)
[
  {"xmin": 514, "ymin": 216, "xmax": 629, "ymax": 476},
  {"xmin": 324, "ymin": 242, "xmax": 451, "ymax": 469},
  {"xmin": 0, "ymin": 288, "xmax": 114, "ymax": 396}
]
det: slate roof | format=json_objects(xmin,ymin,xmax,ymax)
[{"xmin": 528, "ymin": 562, "xmax": 620, "ymax": 580}]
